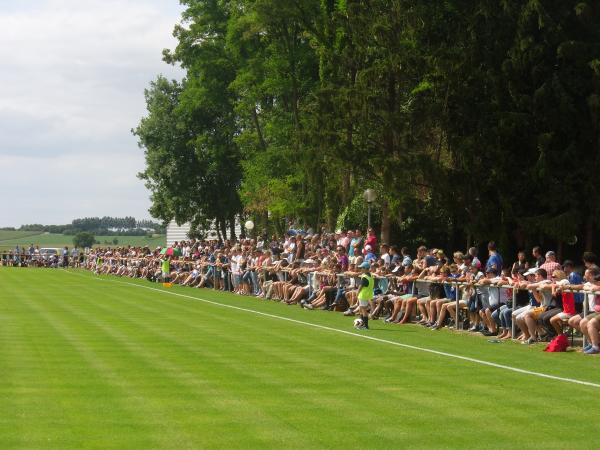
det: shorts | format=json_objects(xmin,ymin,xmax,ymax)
[
  {"xmin": 417, "ymin": 296, "xmax": 430, "ymax": 305},
  {"xmin": 585, "ymin": 312, "xmax": 600, "ymax": 321},
  {"xmin": 555, "ymin": 312, "xmax": 573, "ymax": 321},
  {"xmin": 529, "ymin": 306, "xmax": 546, "ymax": 320},
  {"xmin": 513, "ymin": 305, "xmax": 532, "ymax": 321},
  {"xmin": 358, "ymin": 299, "xmax": 370, "ymax": 307}
]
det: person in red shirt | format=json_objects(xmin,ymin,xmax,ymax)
[
  {"xmin": 549, "ymin": 270, "xmax": 577, "ymax": 336},
  {"xmin": 364, "ymin": 228, "xmax": 377, "ymax": 252}
]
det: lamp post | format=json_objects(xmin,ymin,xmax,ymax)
[
  {"xmin": 363, "ymin": 189, "xmax": 377, "ymax": 229},
  {"xmin": 245, "ymin": 220, "xmax": 255, "ymax": 238}
]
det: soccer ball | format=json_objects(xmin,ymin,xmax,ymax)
[{"xmin": 353, "ymin": 318, "xmax": 364, "ymax": 328}]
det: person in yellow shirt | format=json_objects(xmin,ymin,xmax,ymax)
[
  {"xmin": 161, "ymin": 256, "xmax": 171, "ymax": 282},
  {"xmin": 355, "ymin": 262, "xmax": 374, "ymax": 330}
]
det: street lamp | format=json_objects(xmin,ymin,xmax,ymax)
[
  {"xmin": 363, "ymin": 189, "xmax": 377, "ymax": 229},
  {"xmin": 244, "ymin": 220, "xmax": 255, "ymax": 239}
]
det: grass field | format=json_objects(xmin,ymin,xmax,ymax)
[
  {"xmin": 0, "ymin": 268, "xmax": 599, "ymax": 449},
  {"xmin": 0, "ymin": 232, "xmax": 165, "ymax": 250},
  {"xmin": 0, "ymin": 231, "xmax": 43, "ymax": 241}
]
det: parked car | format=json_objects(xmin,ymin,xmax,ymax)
[{"xmin": 39, "ymin": 248, "xmax": 59, "ymax": 260}]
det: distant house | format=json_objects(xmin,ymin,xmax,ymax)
[{"xmin": 166, "ymin": 221, "xmax": 191, "ymax": 247}]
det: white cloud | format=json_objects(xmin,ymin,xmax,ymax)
[{"xmin": 0, "ymin": 0, "xmax": 183, "ymax": 226}]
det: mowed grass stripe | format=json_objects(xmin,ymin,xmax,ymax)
[
  {"xmin": 79, "ymin": 269, "xmax": 600, "ymax": 386},
  {"xmin": 61, "ymin": 271, "xmax": 600, "ymax": 448},
  {"xmin": 46, "ymin": 283, "xmax": 324, "ymax": 448},
  {"xmin": 0, "ymin": 276, "xmax": 155, "ymax": 449},
  {"xmin": 29, "ymin": 280, "xmax": 316, "ymax": 448},
  {"xmin": 1, "ymin": 268, "xmax": 600, "ymax": 448},
  {"xmin": 6, "ymin": 279, "xmax": 182, "ymax": 448},
  {"xmin": 63, "ymin": 274, "xmax": 408, "ymax": 446}
]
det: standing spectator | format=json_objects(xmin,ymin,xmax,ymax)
[
  {"xmin": 485, "ymin": 241, "xmax": 503, "ymax": 272},
  {"xmin": 380, "ymin": 244, "xmax": 391, "ymax": 268},
  {"xmin": 582, "ymin": 251, "xmax": 598, "ymax": 269},
  {"xmin": 563, "ymin": 260, "xmax": 583, "ymax": 305},
  {"xmin": 511, "ymin": 250, "xmax": 529, "ymax": 273},
  {"xmin": 468, "ymin": 247, "xmax": 481, "ymax": 269},
  {"xmin": 400, "ymin": 247, "xmax": 412, "ymax": 268},
  {"xmin": 390, "ymin": 246, "xmax": 401, "ymax": 268},
  {"xmin": 62, "ymin": 246, "xmax": 69, "ymax": 267},
  {"xmin": 341, "ymin": 231, "xmax": 352, "ymax": 251},
  {"xmin": 364, "ymin": 245, "xmax": 376, "ymax": 263},
  {"xmin": 532, "ymin": 246, "xmax": 545, "ymax": 267},
  {"xmin": 295, "ymin": 235, "xmax": 305, "ymax": 262},
  {"xmin": 365, "ymin": 228, "xmax": 377, "ymax": 251},
  {"xmin": 540, "ymin": 251, "xmax": 561, "ymax": 279}
]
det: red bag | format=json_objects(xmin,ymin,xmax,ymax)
[{"xmin": 544, "ymin": 334, "xmax": 569, "ymax": 352}]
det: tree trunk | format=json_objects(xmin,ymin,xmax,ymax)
[
  {"xmin": 219, "ymin": 219, "xmax": 227, "ymax": 243},
  {"xmin": 381, "ymin": 199, "xmax": 391, "ymax": 245},
  {"xmin": 229, "ymin": 216, "xmax": 236, "ymax": 242},
  {"xmin": 251, "ymin": 106, "xmax": 268, "ymax": 151}
]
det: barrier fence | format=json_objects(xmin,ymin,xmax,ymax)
[{"xmin": 3, "ymin": 252, "xmax": 598, "ymax": 348}]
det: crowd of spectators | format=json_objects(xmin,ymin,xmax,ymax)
[{"xmin": 3, "ymin": 229, "xmax": 600, "ymax": 354}]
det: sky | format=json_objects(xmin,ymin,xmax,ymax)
[{"xmin": 0, "ymin": 0, "xmax": 183, "ymax": 227}]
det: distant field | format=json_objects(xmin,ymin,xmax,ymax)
[
  {"xmin": 0, "ymin": 232, "xmax": 165, "ymax": 250},
  {"xmin": 0, "ymin": 230, "xmax": 43, "ymax": 241}
]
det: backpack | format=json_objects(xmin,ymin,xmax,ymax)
[{"xmin": 544, "ymin": 334, "xmax": 569, "ymax": 352}]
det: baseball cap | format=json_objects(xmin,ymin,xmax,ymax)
[{"xmin": 359, "ymin": 262, "xmax": 370, "ymax": 269}]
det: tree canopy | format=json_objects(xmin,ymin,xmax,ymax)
[{"xmin": 135, "ymin": 0, "xmax": 600, "ymax": 255}]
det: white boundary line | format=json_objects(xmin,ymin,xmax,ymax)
[{"xmin": 64, "ymin": 270, "xmax": 600, "ymax": 389}]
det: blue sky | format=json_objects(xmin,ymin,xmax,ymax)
[{"xmin": 0, "ymin": 0, "xmax": 183, "ymax": 226}]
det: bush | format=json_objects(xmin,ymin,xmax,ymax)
[{"xmin": 73, "ymin": 232, "xmax": 96, "ymax": 249}]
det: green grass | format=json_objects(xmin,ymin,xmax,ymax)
[
  {"xmin": 0, "ymin": 231, "xmax": 44, "ymax": 242},
  {"xmin": 0, "ymin": 233, "xmax": 165, "ymax": 251},
  {"xmin": 0, "ymin": 268, "xmax": 599, "ymax": 449}
]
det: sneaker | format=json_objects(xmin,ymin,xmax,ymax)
[
  {"xmin": 468, "ymin": 326, "xmax": 478, "ymax": 332},
  {"xmin": 583, "ymin": 343, "xmax": 593, "ymax": 352},
  {"xmin": 430, "ymin": 324, "xmax": 440, "ymax": 330},
  {"xmin": 343, "ymin": 309, "xmax": 354, "ymax": 316},
  {"xmin": 522, "ymin": 337, "xmax": 537, "ymax": 345},
  {"xmin": 305, "ymin": 304, "xmax": 314, "ymax": 310},
  {"xmin": 584, "ymin": 346, "xmax": 600, "ymax": 355}
]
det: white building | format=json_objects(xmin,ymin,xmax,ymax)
[
  {"xmin": 166, "ymin": 219, "xmax": 243, "ymax": 246},
  {"xmin": 166, "ymin": 220, "xmax": 191, "ymax": 246}
]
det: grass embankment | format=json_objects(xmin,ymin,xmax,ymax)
[{"xmin": 0, "ymin": 233, "xmax": 165, "ymax": 251}]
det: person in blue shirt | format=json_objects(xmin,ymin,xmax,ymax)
[
  {"xmin": 430, "ymin": 265, "xmax": 462, "ymax": 329},
  {"xmin": 364, "ymin": 245, "xmax": 376, "ymax": 263},
  {"xmin": 563, "ymin": 260, "xmax": 584, "ymax": 304},
  {"xmin": 485, "ymin": 241, "xmax": 503, "ymax": 272}
]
